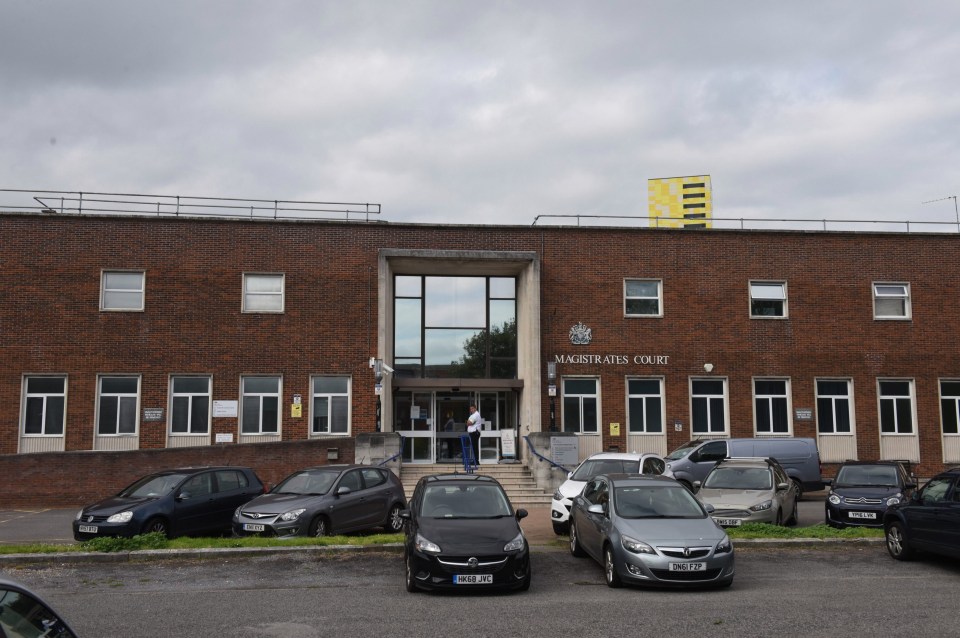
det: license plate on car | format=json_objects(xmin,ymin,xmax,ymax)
[
  {"xmin": 713, "ymin": 518, "xmax": 742, "ymax": 527},
  {"xmin": 78, "ymin": 525, "xmax": 98, "ymax": 534},
  {"xmin": 669, "ymin": 562, "xmax": 706, "ymax": 572},
  {"xmin": 243, "ymin": 523, "xmax": 266, "ymax": 532},
  {"xmin": 453, "ymin": 574, "xmax": 493, "ymax": 584},
  {"xmin": 848, "ymin": 512, "xmax": 876, "ymax": 520}
]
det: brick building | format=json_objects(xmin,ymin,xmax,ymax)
[{"xmin": 3, "ymin": 209, "xmax": 960, "ymax": 501}]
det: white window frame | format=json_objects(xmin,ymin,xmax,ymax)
[
  {"xmin": 749, "ymin": 281, "xmax": 787, "ymax": 318},
  {"xmin": 690, "ymin": 377, "xmax": 729, "ymax": 435},
  {"xmin": 816, "ymin": 378, "xmax": 854, "ymax": 435},
  {"xmin": 100, "ymin": 270, "xmax": 145, "ymax": 311},
  {"xmin": 96, "ymin": 375, "xmax": 140, "ymax": 436},
  {"xmin": 753, "ymin": 377, "xmax": 792, "ymax": 435},
  {"xmin": 241, "ymin": 375, "xmax": 282, "ymax": 435},
  {"xmin": 873, "ymin": 282, "xmax": 911, "ymax": 320},
  {"xmin": 877, "ymin": 378, "xmax": 915, "ymax": 435},
  {"xmin": 311, "ymin": 375, "xmax": 351, "ymax": 436},
  {"xmin": 626, "ymin": 377, "xmax": 664, "ymax": 433},
  {"xmin": 561, "ymin": 377, "xmax": 600, "ymax": 434},
  {"xmin": 22, "ymin": 375, "xmax": 67, "ymax": 437},
  {"xmin": 624, "ymin": 279, "xmax": 663, "ymax": 318},
  {"xmin": 938, "ymin": 379, "xmax": 960, "ymax": 436},
  {"xmin": 169, "ymin": 375, "xmax": 212, "ymax": 436},
  {"xmin": 243, "ymin": 273, "xmax": 285, "ymax": 313}
]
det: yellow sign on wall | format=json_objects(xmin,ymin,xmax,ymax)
[
  {"xmin": 291, "ymin": 404, "xmax": 302, "ymax": 418},
  {"xmin": 609, "ymin": 422, "xmax": 620, "ymax": 436}
]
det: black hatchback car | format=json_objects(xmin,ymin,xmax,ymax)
[
  {"xmin": 883, "ymin": 467, "xmax": 960, "ymax": 561},
  {"xmin": 402, "ymin": 473, "xmax": 531, "ymax": 592},
  {"xmin": 825, "ymin": 461, "xmax": 916, "ymax": 528},
  {"xmin": 73, "ymin": 466, "xmax": 265, "ymax": 540}
]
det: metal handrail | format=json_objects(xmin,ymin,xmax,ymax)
[
  {"xmin": 523, "ymin": 435, "xmax": 573, "ymax": 474},
  {"xmin": 376, "ymin": 435, "xmax": 404, "ymax": 468}
]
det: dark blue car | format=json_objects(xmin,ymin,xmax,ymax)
[
  {"xmin": 883, "ymin": 467, "xmax": 960, "ymax": 561},
  {"xmin": 825, "ymin": 461, "xmax": 916, "ymax": 528}
]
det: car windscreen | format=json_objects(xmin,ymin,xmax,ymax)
[
  {"xmin": 664, "ymin": 440, "xmax": 700, "ymax": 460},
  {"xmin": 835, "ymin": 465, "xmax": 899, "ymax": 487},
  {"xmin": 703, "ymin": 467, "xmax": 772, "ymax": 490},
  {"xmin": 273, "ymin": 471, "xmax": 337, "ymax": 495},
  {"xmin": 571, "ymin": 459, "xmax": 641, "ymax": 481},
  {"xmin": 122, "ymin": 473, "xmax": 190, "ymax": 498},
  {"xmin": 421, "ymin": 484, "xmax": 513, "ymax": 518},
  {"xmin": 614, "ymin": 485, "xmax": 705, "ymax": 519}
]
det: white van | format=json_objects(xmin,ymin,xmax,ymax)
[{"xmin": 664, "ymin": 437, "xmax": 824, "ymax": 496}]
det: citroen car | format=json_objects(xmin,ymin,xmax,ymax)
[
  {"xmin": 402, "ymin": 473, "xmax": 531, "ymax": 592},
  {"xmin": 825, "ymin": 461, "xmax": 916, "ymax": 528},
  {"xmin": 694, "ymin": 457, "xmax": 799, "ymax": 527}
]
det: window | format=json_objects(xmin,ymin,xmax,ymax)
[
  {"xmin": 97, "ymin": 376, "xmax": 139, "ymax": 435},
  {"xmin": 243, "ymin": 273, "xmax": 284, "ymax": 313},
  {"xmin": 627, "ymin": 378, "xmax": 664, "ymax": 433},
  {"xmin": 624, "ymin": 279, "xmax": 662, "ymax": 317},
  {"xmin": 939, "ymin": 380, "xmax": 960, "ymax": 435},
  {"xmin": 170, "ymin": 376, "xmax": 211, "ymax": 435},
  {"xmin": 562, "ymin": 378, "xmax": 599, "ymax": 434},
  {"xmin": 360, "ymin": 468, "xmax": 387, "ymax": 489},
  {"xmin": 241, "ymin": 376, "xmax": 281, "ymax": 434},
  {"xmin": 312, "ymin": 376, "xmax": 350, "ymax": 435},
  {"xmin": 873, "ymin": 283, "xmax": 910, "ymax": 319},
  {"xmin": 817, "ymin": 379, "xmax": 853, "ymax": 434},
  {"xmin": 215, "ymin": 469, "xmax": 249, "ymax": 492},
  {"xmin": 750, "ymin": 281, "xmax": 787, "ymax": 318},
  {"xmin": 754, "ymin": 379, "xmax": 790, "ymax": 434},
  {"xmin": 691, "ymin": 378, "xmax": 727, "ymax": 434},
  {"xmin": 101, "ymin": 270, "xmax": 145, "ymax": 311},
  {"xmin": 22, "ymin": 376, "xmax": 66, "ymax": 436},
  {"xmin": 878, "ymin": 379, "xmax": 914, "ymax": 434}
]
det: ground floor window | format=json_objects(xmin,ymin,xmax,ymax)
[
  {"xmin": 312, "ymin": 376, "xmax": 350, "ymax": 435},
  {"xmin": 939, "ymin": 380, "xmax": 960, "ymax": 434},
  {"xmin": 878, "ymin": 379, "xmax": 914, "ymax": 434},
  {"xmin": 691, "ymin": 378, "xmax": 727, "ymax": 434},
  {"xmin": 241, "ymin": 376, "xmax": 281, "ymax": 434},
  {"xmin": 170, "ymin": 376, "xmax": 211, "ymax": 435},
  {"xmin": 97, "ymin": 376, "xmax": 139, "ymax": 435},
  {"xmin": 627, "ymin": 378, "xmax": 663, "ymax": 433},
  {"xmin": 816, "ymin": 379, "xmax": 853, "ymax": 434},
  {"xmin": 563, "ymin": 378, "xmax": 599, "ymax": 434},
  {"xmin": 754, "ymin": 378, "xmax": 790, "ymax": 434},
  {"xmin": 22, "ymin": 376, "xmax": 66, "ymax": 436}
]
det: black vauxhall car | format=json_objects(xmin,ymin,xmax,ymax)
[
  {"xmin": 883, "ymin": 466, "xmax": 960, "ymax": 561},
  {"xmin": 401, "ymin": 473, "xmax": 531, "ymax": 592}
]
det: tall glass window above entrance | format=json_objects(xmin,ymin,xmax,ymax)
[{"xmin": 394, "ymin": 275, "xmax": 517, "ymax": 378}]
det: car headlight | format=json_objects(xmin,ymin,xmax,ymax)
[
  {"xmin": 75, "ymin": 509, "xmax": 84, "ymax": 521},
  {"xmin": 106, "ymin": 511, "xmax": 133, "ymax": 524},
  {"xmin": 828, "ymin": 494, "xmax": 841, "ymax": 505},
  {"xmin": 715, "ymin": 535, "xmax": 733, "ymax": 554},
  {"xmin": 553, "ymin": 490, "xmax": 563, "ymax": 501},
  {"xmin": 504, "ymin": 532, "xmax": 525, "ymax": 552},
  {"xmin": 279, "ymin": 508, "xmax": 307, "ymax": 522},
  {"xmin": 749, "ymin": 500, "xmax": 773, "ymax": 512},
  {"xmin": 415, "ymin": 533, "xmax": 441, "ymax": 554},
  {"xmin": 886, "ymin": 496, "xmax": 901, "ymax": 506},
  {"xmin": 621, "ymin": 535, "xmax": 655, "ymax": 555}
]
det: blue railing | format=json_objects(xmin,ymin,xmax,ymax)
[
  {"xmin": 376, "ymin": 435, "xmax": 404, "ymax": 467},
  {"xmin": 523, "ymin": 435, "xmax": 574, "ymax": 474}
]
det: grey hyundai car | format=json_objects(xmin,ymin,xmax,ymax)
[
  {"xmin": 569, "ymin": 473, "xmax": 734, "ymax": 588},
  {"xmin": 233, "ymin": 464, "xmax": 406, "ymax": 537}
]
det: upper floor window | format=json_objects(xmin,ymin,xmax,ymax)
[
  {"xmin": 750, "ymin": 281, "xmax": 787, "ymax": 318},
  {"xmin": 22, "ymin": 376, "xmax": 66, "ymax": 436},
  {"xmin": 873, "ymin": 283, "xmax": 910, "ymax": 319},
  {"xmin": 878, "ymin": 379, "xmax": 914, "ymax": 434},
  {"xmin": 312, "ymin": 376, "xmax": 350, "ymax": 435},
  {"xmin": 939, "ymin": 380, "xmax": 960, "ymax": 435},
  {"xmin": 101, "ymin": 270, "xmax": 145, "ymax": 311},
  {"xmin": 97, "ymin": 376, "xmax": 139, "ymax": 435},
  {"xmin": 562, "ymin": 378, "xmax": 599, "ymax": 434},
  {"xmin": 170, "ymin": 376, "xmax": 211, "ymax": 435},
  {"xmin": 624, "ymin": 279, "xmax": 662, "ymax": 317},
  {"xmin": 241, "ymin": 376, "xmax": 281, "ymax": 434},
  {"xmin": 754, "ymin": 378, "xmax": 790, "ymax": 434},
  {"xmin": 243, "ymin": 273, "xmax": 284, "ymax": 313},
  {"xmin": 816, "ymin": 379, "xmax": 853, "ymax": 434},
  {"xmin": 626, "ymin": 378, "xmax": 664, "ymax": 433},
  {"xmin": 691, "ymin": 378, "xmax": 727, "ymax": 435}
]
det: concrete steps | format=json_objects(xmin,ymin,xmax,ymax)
[{"xmin": 399, "ymin": 463, "xmax": 553, "ymax": 508}]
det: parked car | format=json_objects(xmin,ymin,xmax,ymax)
[
  {"xmin": 883, "ymin": 467, "xmax": 960, "ymax": 561},
  {"xmin": 825, "ymin": 461, "xmax": 916, "ymax": 528},
  {"xmin": 0, "ymin": 577, "xmax": 78, "ymax": 638},
  {"xmin": 569, "ymin": 473, "xmax": 734, "ymax": 588},
  {"xmin": 665, "ymin": 437, "xmax": 824, "ymax": 496},
  {"xmin": 551, "ymin": 452, "xmax": 666, "ymax": 535},
  {"xmin": 401, "ymin": 473, "xmax": 530, "ymax": 592},
  {"xmin": 694, "ymin": 457, "xmax": 799, "ymax": 527},
  {"xmin": 73, "ymin": 466, "xmax": 265, "ymax": 541},
  {"xmin": 233, "ymin": 464, "xmax": 406, "ymax": 537}
]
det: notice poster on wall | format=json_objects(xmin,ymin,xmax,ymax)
[{"xmin": 213, "ymin": 401, "xmax": 238, "ymax": 418}]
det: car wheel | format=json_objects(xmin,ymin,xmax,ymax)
[
  {"xmin": 604, "ymin": 546, "xmax": 623, "ymax": 588},
  {"xmin": 786, "ymin": 498, "xmax": 799, "ymax": 526},
  {"xmin": 569, "ymin": 523, "xmax": 586, "ymax": 557},
  {"xmin": 886, "ymin": 521, "xmax": 914, "ymax": 561},
  {"xmin": 309, "ymin": 516, "xmax": 329, "ymax": 537},
  {"xmin": 141, "ymin": 517, "xmax": 169, "ymax": 538},
  {"xmin": 385, "ymin": 504, "xmax": 404, "ymax": 533},
  {"xmin": 552, "ymin": 521, "xmax": 569, "ymax": 536},
  {"xmin": 792, "ymin": 479, "xmax": 803, "ymax": 501},
  {"xmin": 404, "ymin": 555, "xmax": 419, "ymax": 593}
]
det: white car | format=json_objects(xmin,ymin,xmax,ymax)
[{"xmin": 550, "ymin": 452, "xmax": 667, "ymax": 535}]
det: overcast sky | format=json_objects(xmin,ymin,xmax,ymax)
[{"xmin": 3, "ymin": 1, "xmax": 959, "ymax": 228}]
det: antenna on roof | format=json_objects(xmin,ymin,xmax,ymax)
[{"xmin": 922, "ymin": 195, "xmax": 959, "ymax": 232}]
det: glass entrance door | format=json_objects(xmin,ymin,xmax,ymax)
[{"xmin": 396, "ymin": 392, "xmax": 434, "ymax": 463}]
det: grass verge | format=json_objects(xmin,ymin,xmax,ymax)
[{"xmin": 727, "ymin": 523, "xmax": 884, "ymax": 540}]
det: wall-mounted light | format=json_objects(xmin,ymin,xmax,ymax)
[
  {"xmin": 547, "ymin": 361, "xmax": 557, "ymax": 382},
  {"xmin": 704, "ymin": 363, "xmax": 714, "ymax": 373}
]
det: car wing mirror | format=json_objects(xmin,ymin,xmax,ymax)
[
  {"xmin": 904, "ymin": 482, "xmax": 917, "ymax": 491},
  {"xmin": 399, "ymin": 509, "xmax": 411, "ymax": 520},
  {"xmin": 336, "ymin": 486, "xmax": 352, "ymax": 497},
  {"xmin": 515, "ymin": 508, "xmax": 528, "ymax": 521},
  {"xmin": 692, "ymin": 480, "xmax": 702, "ymax": 493},
  {"xmin": 176, "ymin": 491, "xmax": 190, "ymax": 501},
  {"xmin": 703, "ymin": 503, "xmax": 716, "ymax": 514},
  {"xmin": 777, "ymin": 482, "xmax": 789, "ymax": 491},
  {"xmin": 586, "ymin": 503, "xmax": 605, "ymax": 515},
  {"xmin": 823, "ymin": 478, "xmax": 833, "ymax": 487}
]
